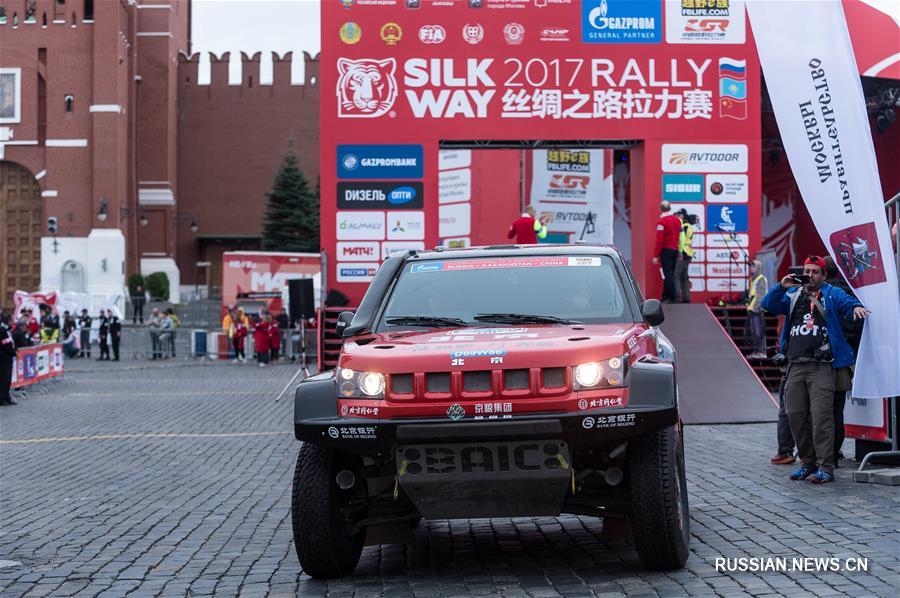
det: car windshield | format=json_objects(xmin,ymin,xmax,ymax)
[{"xmin": 377, "ymin": 255, "xmax": 634, "ymax": 331}]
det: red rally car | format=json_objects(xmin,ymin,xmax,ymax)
[{"xmin": 292, "ymin": 245, "xmax": 687, "ymax": 578}]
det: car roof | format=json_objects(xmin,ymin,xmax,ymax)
[{"xmin": 405, "ymin": 244, "xmax": 625, "ymax": 262}]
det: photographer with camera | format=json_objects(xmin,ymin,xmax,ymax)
[
  {"xmin": 674, "ymin": 209, "xmax": 696, "ymax": 303},
  {"xmin": 761, "ymin": 256, "xmax": 870, "ymax": 483}
]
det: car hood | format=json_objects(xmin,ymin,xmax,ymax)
[{"xmin": 339, "ymin": 324, "xmax": 646, "ymax": 373}]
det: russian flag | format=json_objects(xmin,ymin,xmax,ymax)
[{"xmin": 719, "ymin": 57, "xmax": 747, "ymax": 80}]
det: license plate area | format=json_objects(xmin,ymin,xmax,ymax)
[{"xmin": 396, "ymin": 440, "xmax": 570, "ymax": 477}]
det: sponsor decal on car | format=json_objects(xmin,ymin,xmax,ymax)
[
  {"xmin": 583, "ymin": 413, "xmax": 636, "ymax": 429},
  {"xmin": 474, "ymin": 402, "xmax": 513, "ymax": 415},
  {"xmin": 446, "ymin": 403, "xmax": 466, "ymax": 421},
  {"xmin": 328, "ymin": 425, "xmax": 377, "ymax": 440}
]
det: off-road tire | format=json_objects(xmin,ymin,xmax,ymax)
[
  {"xmin": 628, "ymin": 423, "xmax": 690, "ymax": 570},
  {"xmin": 291, "ymin": 444, "xmax": 365, "ymax": 578}
]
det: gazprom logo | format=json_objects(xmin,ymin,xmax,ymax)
[{"xmin": 388, "ymin": 186, "xmax": 416, "ymax": 205}]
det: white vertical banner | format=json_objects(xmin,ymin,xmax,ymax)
[
  {"xmin": 530, "ymin": 149, "xmax": 613, "ymax": 244},
  {"xmin": 748, "ymin": 0, "xmax": 900, "ymax": 398}
]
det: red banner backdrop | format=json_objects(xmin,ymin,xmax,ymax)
[
  {"xmin": 11, "ymin": 344, "xmax": 64, "ymax": 390},
  {"xmin": 321, "ymin": 0, "xmax": 762, "ymax": 304},
  {"xmin": 221, "ymin": 252, "xmax": 321, "ymax": 316}
]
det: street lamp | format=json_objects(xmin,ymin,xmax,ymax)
[{"xmin": 97, "ymin": 198, "xmax": 109, "ymax": 222}]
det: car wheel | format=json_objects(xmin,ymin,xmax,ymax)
[
  {"xmin": 291, "ymin": 443, "xmax": 365, "ymax": 578},
  {"xmin": 628, "ymin": 423, "xmax": 690, "ymax": 570}
]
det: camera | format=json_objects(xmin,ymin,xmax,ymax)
[
  {"xmin": 771, "ymin": 353, "xmax": 788, "ymax": 367},
  {"xmin": 685, "ymin": 214, "xmax": 699, "ymax": 226},
  {"xmin": 790, "ymin": 274, "xmax": 811, "ymax": 285},
  {"xmin": 813, "ymin": 342, "xmax": 834, "ymax": 362}
]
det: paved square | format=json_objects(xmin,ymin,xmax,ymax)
[{"xmin": 1, "ymin": 362, "xmax": 898, "ymax": 596}]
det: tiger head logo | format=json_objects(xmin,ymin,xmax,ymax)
[{"xmin": 337, "ymin": 58, "xmax": 398, "ymax": 118}]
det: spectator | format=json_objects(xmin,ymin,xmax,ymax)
[
  {"xmin": 745, "ymin": 259, "xmax": 768, "ymax": 359},
  {"xmin": 674, "ymin": 209, "xmax": 695, "ymax": 303},
  {"xmin": 653, "ymin": 201, "xmax": 682, "ymax": 303},
  {"xmin": 165, "ymin": 308, "xmax": 180, "ymax": 358},
  {"xmin": 233, "ymin": 313, "xmax": 248, "ymax": 363},
  {"xmin": 110, "ymin": 315, "xmax": 122, "ymax": 361},
  {"xmin": 761, "ymin": 256, "xmax": 870, "ymax": 484},
  {"xmin": 26, "ymin": 309, "xmax": 40, "ymax": 341},
  {"xmin": 268, "ymin": 314, "xmax": 281, "ymax": 362},
  {"xmin": 98, "ymin": 309, "xmax": 111, "ymax": 360},
  {"xmin": 61, "ymin": 311, "xmax": 77, "ymax": 338},
  {"xmin": 62, "ymin": 327, "xmax": 81, "ymax": 358},
  {"xmin": 148, "ymin": 308, "xmax": 163, "ymax": 360},
  {"xmin": 507, "ymin": 206, "xmax": 548, "ymax": 244},
  {"xmin": 253, "ymin": 316, "xmax": 270, "ymax": 367},
  {"xmin": 158, "ymin": 312, "xmax": 174, "ymax": 359},
  {"xmin": 0, "ymin": 313, "xmax": 16, "ymax": 406},
  {"xmin": 132, "ymin": 283, "xmax": 146, "ymax": 325},
  {"xmin": 222, "ymin": 306, "xmax": 236, "ymax": 359},
  {"xmin": 78, "ymin": 309, "xmax": 93, "ymax": 358},
  {"xmin": 13, "ymin": 319, "xmax": 32, "ymax": 349},
  {"xmin": 40, "ymin": 309, "xmax": 60, "ymax": 344},
  {"xmin": 823, "ymin": 255, "xmax": 863, "ymax": 467}
]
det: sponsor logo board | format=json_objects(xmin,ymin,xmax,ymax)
[
  {"xmin": 382, "ymin": 241, "xmax": 425, "ymax": 260},
  {"xmin": 337, "ymin": 144, "xmax": 423, "ymax": 178},
  {"xmin": 665, "ymin": 0, "xmax": 746, "ymax": 44},
  {"xmin": 706, "ymin": 173, "xmax": 748, "ymax": 202},
  {"xmin": 439, "ymin": 149, "xmax": 472, "ymax": 171},
  {"xmin": 706, "ymin": 262, "xmax": 748, "ymax": 277},
  {"xmin": 706, "ymin": 233, "xmax": 748, "ymax": 248},
  {"xmin": 691, "ymin": 248, "xmax": 704, "ymax": 262},
  {"xmin": 337, "ymin": 263, "xmax": 379, "ymax": 283},
  {"xmin": 336, "ymin": 58, "xmax": 396, "ymax": 117},
  {"xmin": 387, "ymin": 211, "xmax": 426, "ymax": 240},
  {"xmin": 668, "ymin": 203, "xmax": 706, "ymax": 231},
  {"xmin": 662, "ymin": 143, "xmax": 748, "ymax": 173},
  {"xmin": 336, "ymin": 211, "xmax": 386, "ymax": 240},
  {"xmin": 662, "ymin": 174, "xmax": 705, "ymax": 202},
  {"xmin": 691, "ymin": 233, "xmax": 705, "ymax": 247},
  {"xmin": 706, "ymin": 203, "xmax": 748, "ymax": 233},
  {"xmin": 707, "ymin": 277, "xmax": 747, "ymax": 292},
  {"xmin": 439, "ymin": 202, "xmax": 471, "ymax": 237},
  {"xmin": 441, "ymin": 237, "xmax": 470, "ymax": 250},
  {"xmin": 337, "ymin": 182, "xmax": 424, "ymax": 210},
  {"xmin": 337, "ymin": 241, "xmax": 381, "ymax": 261},
  {"xmin": 689, "ymin": 277, "xmax": 706, "ymax": 292},
  {"xmin": 582, "ymin": 0, "xmax": 662, "ymax": 44},
  {"xmin": 706, "ymin": 248, "xmax": 743, "ymax": 262},
  {"xmin": 439, "ymin": 168, "xmax": 471, "ymax": 204},
  {"xmin": 687, "ymin": 263, "xmax": 704, "ymax": 277}
]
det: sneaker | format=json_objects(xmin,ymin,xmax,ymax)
[
  {"xmin": 771, "ymin": 453, "xmax": 796, "ymax": 465},
  {"xmin": 810, "ymin": 470, "xmax": 834, "ymax": 484},
  {"xmin": 789, "ymin": 464, "xmax": 816, "ymax": 480}
]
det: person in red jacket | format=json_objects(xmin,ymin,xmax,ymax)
[
  {"xmin": 253, "ymin": 315, "xmax": 270, "ymax": 367},
  {"xmin": 233, "ymin": 317, "xmax": 248, "ymax": 363},
  {"xmin": 268, "ymin": 314, "xmax": 281, "ymax": 362},
  {"xmin": 507, "ymin": 206, "xmax": 548, "ymax": 244},
  {"xmin": 652, "ymin": 201, "xmax": 682, "ymax": 303}
]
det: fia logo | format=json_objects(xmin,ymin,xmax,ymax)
[{"xmin": 337, "ymin": 58, "xmax": 398, "ymax": 119}]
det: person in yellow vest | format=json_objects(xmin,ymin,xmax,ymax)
[
  {"xmin": 746, "ymin": 259, "xmax": 768, "ymax": 359},
  {"xmin": 673, "ymin": 209, "xmax": 695, "ymax": 303}
]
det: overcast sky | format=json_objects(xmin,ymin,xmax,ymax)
[{"xmin": 190, "ymin": 0, "xmax": 321, "ymax": 84}]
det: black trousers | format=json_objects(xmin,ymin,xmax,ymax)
[
  {"xmin": 100, "ymin": 339, "xmax": 110, "ymax": 360},
  {"xmin": 0, "ymin": 356, "xmax": 12, "ymax": 401},
  {"xmin": 112, "ymin": 336, "xmax": 120, "ymax": 361},
  {"xmin": 659, "ymin": 248, "xmax": 679, "ymax": 302},
  {"xmin": 777, "ymin": 374, "xmax": 795, "ymax": 455},
  {"xmin": 133, "ymin": 300, "xmax": 144, "ymax": 324}
]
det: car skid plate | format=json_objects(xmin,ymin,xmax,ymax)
[{"xmin": 395, "ymin": 440, "xmax": 571, "ymax": 519}]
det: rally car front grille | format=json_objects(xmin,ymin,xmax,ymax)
[{"xmin": 387, "ymin": 367, "xmax": 572, "ymax": 401}]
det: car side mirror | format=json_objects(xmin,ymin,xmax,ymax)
[
  {"xmin": 641, "ymin": 299, "xmax": 665, "ymax": 327},
  {"xmin": 335, "ymin": 311, "xmax": 355, "ymax": 338}
]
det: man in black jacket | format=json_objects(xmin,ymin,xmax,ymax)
[
  {"xmin": 823, "ymin": 256, "xmax": 863, "ymax": 466},
  {"xmin": 1, "ymin": 313, "xmax": 18, "ymax": 406},
  {"xmin": 98, "ymin": 310, "xmax": 111, "ymax": 361},
  {"xmin": 110, "ymin": 316, "xmax": 122, "ymax": 361}
]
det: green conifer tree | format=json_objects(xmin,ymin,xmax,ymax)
[{"xmin": 261, "ymin": 140, "xmax": 320, "ymax": 252}]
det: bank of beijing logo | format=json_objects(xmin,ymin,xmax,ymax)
[
  {"xmin": 830, "ymin": 223, "xmax": 887, "ymax": 289},
  {"xmin": 337, "ymin": 58, "xmax": 398, "ymax": 119}
]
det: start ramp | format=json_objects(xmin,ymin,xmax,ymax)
[{"xmin": 661, "ymin": 304, "xmax": 777, "ymax": 425}]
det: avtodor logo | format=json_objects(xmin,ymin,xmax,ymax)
[{"xmin": 337, "ymin": 58, "xmax": 398, "ymax": 118}]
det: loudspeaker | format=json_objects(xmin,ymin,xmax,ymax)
[
  {"xmin": 288, "ymin": 278, "xmax": 316, "ymax": 321},
  {"xmin": 325, "ymin": 288, "xmax": 350, "ymax": 308}
]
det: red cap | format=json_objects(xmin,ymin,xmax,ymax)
[{"xmin": 804, "ymin": 255, "xmax": 826, "ymax": 272}]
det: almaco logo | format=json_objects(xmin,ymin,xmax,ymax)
[
  {"xmin": 662, "ymin": 144, "xmax": 748, "ymax": 173},
  {"xmin": 337, "ymin": 58, "xmax": 398, "ymax": 118}
]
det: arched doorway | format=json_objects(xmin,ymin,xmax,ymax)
[
  {"xmin": 0, "ymin": 161, "xmax": 43, "ymax": 309},
  {"xmin": 61, "ymin": 260, "xmax": 86, "ymax": 293}
]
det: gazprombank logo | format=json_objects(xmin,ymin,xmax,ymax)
[{"xmin": 337, "ymin": 58, "xmax": 398, "ymax": 118}]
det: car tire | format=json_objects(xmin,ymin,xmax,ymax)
[
  {"xmin": 628, "ymin": 423, "xmax": 690, "ymax": 570},
  {"xmin": 291, "ymin": 443, "xmax": 365, "ymax": 579}
]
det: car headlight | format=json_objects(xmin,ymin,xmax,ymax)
[
  {"xmin": 336, "ymin": 367, "xmax": 385, "ymax": 399},
  {"xmin": 574, "ymin": 356, "xmax": 626, "ymax": 390}
]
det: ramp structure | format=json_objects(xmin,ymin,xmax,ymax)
[{"xmin": 660, "ymin": 304, "xmax": 777, "ymax": 425}]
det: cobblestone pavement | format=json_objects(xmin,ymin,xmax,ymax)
[{"xmin": 1, "ymin": 362, "xmax": 898, "ymax": 597}]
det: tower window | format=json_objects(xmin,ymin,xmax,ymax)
[
  {"xmin": 83, "ymin": 0, "xmax": 93, "ymax": 21},
  {"xmin": 0, "ymin": 7, "xmax": 7, "ymax": 25},
  {"xmin": 64, "ymin": 95, "xmax": 74, "ymax": 112}
]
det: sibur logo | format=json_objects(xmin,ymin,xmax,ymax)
[{"xmin": 337, "ymin": 58, "xmax": 398, "ymax": 119}]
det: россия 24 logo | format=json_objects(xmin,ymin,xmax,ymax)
[{"xmin": 337, "ymin": 58, "xmax": 398, "ymax": 118}]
